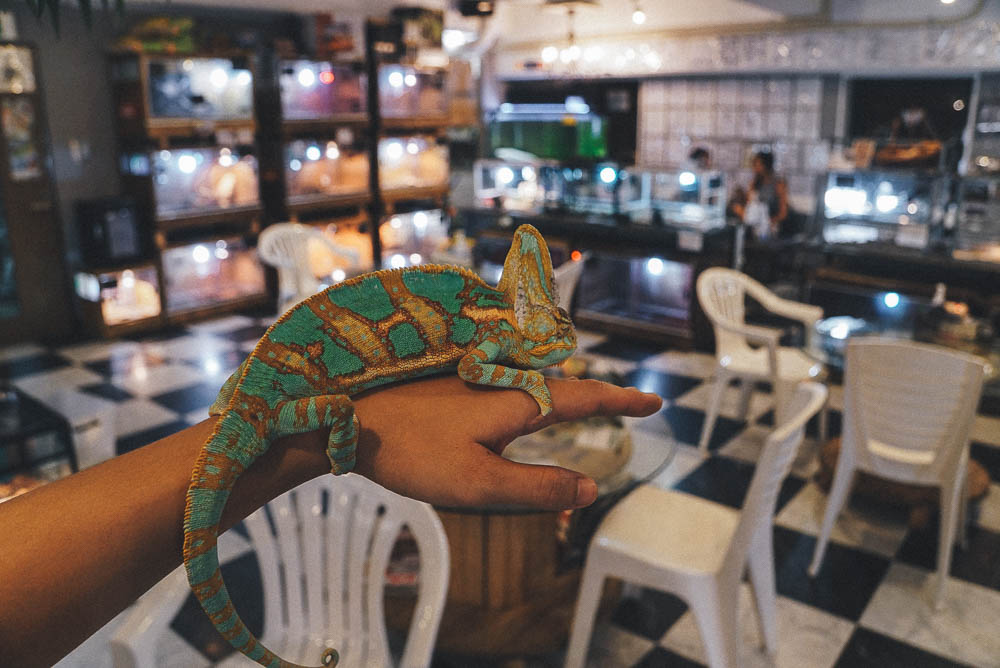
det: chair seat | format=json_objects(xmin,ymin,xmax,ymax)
[
  {"xmin": 720, "ymin": 345, "xmax": 823, "ymax": 381},
  {"xmin": 594, "ymin": 485, "xmax": 739, "ymax": 576}
]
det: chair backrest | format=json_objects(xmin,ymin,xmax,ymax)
[
  {"xmin": 696, "ymin": 267, "xmax": 760, "ymax": 357},
  {"xmin": 553, "ymin": 252, "xmax": 590, "ymax": 313},
  {"xmin": 842, "ymin": 338, "xmax": 986, "ymax": 484},
  {"xmin": 244, "ymin": 473, "xmax": 450, "ymax": 668},
  {"xmin": 725, "ymin": 382, "xmax": 827, "ymax": 571},
  {"xmin": 258, "ymin": 223, "xmax": 323, "ymax": 312}
]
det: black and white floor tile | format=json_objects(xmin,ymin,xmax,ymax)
[{"xmin": 3, "ymin": 313, "xmax": 999, "ymax": 668}]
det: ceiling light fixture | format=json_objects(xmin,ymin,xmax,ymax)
[{"xmin": 632, "ymin": 1, "xmax": 646, "ymax": 25}]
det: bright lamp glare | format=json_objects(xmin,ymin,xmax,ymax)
[
  {"xmin": 825, "ymin": 187, "xmax": 867, "ymax": 216},
  {"xmin": 305, "ymin": 145, "xmax": 321, "ymax": 161},
  {"xmin": 331, "ymin": 269, "xmax": 346, "ymax": 282},
  {"xmin": 297, "ymin": 68, "xmax": 316, "ymax": 88},
  {"xmin": 390, "ymin": 254, "xmax": 406, "ymax": 269},
  {"xmin": 875, "ymin": 194, "xmax": 899, "ymax": 213},
  {"xmin": 645, "ymin": 257, "xmax": 665, "ymax": 276},
  {"xmin": 599, "ymin": 167, "xmax": 618, "ymax": 184},
  {"xmin": 177, "ymin": 154, "xmax": 198, "ymax": 174},
  {"xmin": 404, "ymin": 73, "xmax": 418, "ymax": 87},
  {"xmin": 413, "ymin": 211, "xmax": 428, "ymax": 229},
  {"xmin": 496, "ymin": 166, "xmax": 515, "ymax": 185},
  {"xmin": 883, "ymin": 292, "xmax": 901, "ymax": 309},
  {"xmin": 192, "ymin": 245, "xmax": 211, "ymax": 263},
  {"xmin": 632, "ymin": 9, "xmax": 646, "ymax": 24},
  {"xmin": 541, "ymin": 46, "xmax": 558, "ymax": 63},
  {"xmin": 388, "ymin": 70, "xmax": 404, "ymax": 88},
  {"xmin": 209, "ymin": 68, "xmax": 229, "ymax": 89},
  {"xmin": 678, "ymin": 171, "xmax": 697, "ymax": 187}
]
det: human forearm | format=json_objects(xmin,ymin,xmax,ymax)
[{"xmin": 0, "ymin": 417, "xmax": 330, "ymax": 668}]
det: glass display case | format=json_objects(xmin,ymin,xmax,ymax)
[
  {"xmin": 575, "ymin": 255, "xmax": 695, "ymax": 332},
  {"xmin": 280, "ymin": 60, "xmax": 366, "ymax": 120},
  {"xmin": 161, "ymin": 237, "xmax": 266, "ymax": 315},
  {"xmin": 473, "ymin": 159, "xmax": 562, "ymax": 213},
  {"xmin": 488, "ymin": 103, "xmax": 607, "ymax": 161},
  {"xmin": 820, "ymin": 170, "xmax": 948, "ymax": 249},
  {"xmin": 285, "ymin": 139, "xmax": 369, "ymax": 205},
  {"xmin": 954, "ymin": 176, "xmax": 1000, "ymax": 262},
  {"xmin": 74, "ymin": 265, "xmax": 162, "ymax": 327},
  {"xmin": 645, "ymin": 169, "xmax": 726, "ymax": 229},
  {"xmin": 558, "ymin": 163, "xmax": 647, "ymax": 216},
  {"xmin": 378, "ymin": 135, "xmax": 449, "ymax": 192},
  {"xmin": 302, "ymin": 218, "xmax": 375, "ymax": 281},
  {"xmin": 121, "ymin": 147, "xmax": 260, "ymax": 220},
  {"xmin": 379, "ymin": 210, "xmax": 450, "ymax": 269},
  {"xmin": 145, "ymin": 56, "xmax": 253, "ymax": 121},
  {"xmin": 378, "ymin": 65, "xmax": 447, "ymax": 120}
]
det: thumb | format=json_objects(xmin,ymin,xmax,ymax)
[{"xmin": 472, "ymin": 449, "xmax": 598, "ymax": 510}]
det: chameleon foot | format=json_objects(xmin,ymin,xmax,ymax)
[{"xmin": 322, "ymin": 647, "xmax": 339, "ymax": 666}]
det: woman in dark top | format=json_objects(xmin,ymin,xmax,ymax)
[{"xmin": 731, "ymin": 151, "xmax": 791, "ymax": 238}]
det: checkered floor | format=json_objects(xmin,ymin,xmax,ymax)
[{"xmin": 3, "ymin": 313, "xmax": 1000, "ymax": 668}]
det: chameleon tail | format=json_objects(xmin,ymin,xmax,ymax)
[{"xmin": 182, "ymin": 412, "xmax": 338, "ymax": 668}]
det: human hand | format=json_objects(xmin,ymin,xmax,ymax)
[{"xmin": 348, "ymin": 375, "xmax": 662, "ymax": 511}]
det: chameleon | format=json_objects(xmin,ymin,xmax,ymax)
[{"xmin": 182, "ymin": 223, "xmax": 577, "ymax": 668}]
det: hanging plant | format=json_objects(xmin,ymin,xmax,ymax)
[{"xmin": 15, "ymin": 0, "xmax": 126, "ymax": 33}]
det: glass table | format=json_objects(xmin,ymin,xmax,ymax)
[{"xmin": 390, "ymin": 410, "xmax": 677, "ymax": 659}]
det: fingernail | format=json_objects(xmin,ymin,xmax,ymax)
[{"xmin": 575, "ymin": 478, "xmax": 597, "ymax": 507}]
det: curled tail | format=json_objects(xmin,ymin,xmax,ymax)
[{"xmin": 183, "ymin": 412, "xmax": 338, "ymax": 668}]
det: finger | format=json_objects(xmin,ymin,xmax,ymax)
[
  {"xmin": 469, "ymin": 448, "xmax": 598, "ymax": 510},
  {"xmin": 529, "ymin": 378, "xmax": 662, "ymax": 430}
]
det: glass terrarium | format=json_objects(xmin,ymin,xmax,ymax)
[
  {"xmin": 646, "ymin": 169, "xmax": 726, "ymax": 228},
  {"xmin": 279, "ymin": 60, "xmax": 366, "ymax": 120},
  {"xmin": 473, "ymin": 159, "xmax": 562, "ymax": 213},
  {"xmin": 300, "ymin": 218, "xmax": 376, "ymax": 282},
  {"xmin": 575, "ymin": 254, "xmax": 694, "ymax": 329},
  {"xmin": 821, "ymin": 170, "xmax": 947, "ymax": 247},
  {"xmin": 558, "ymin": 163, "xmax": 647, "ymax": 216},
  {"xmin": 379, "ymin": 210, "xmax": 450, "ymax": 269},
  {"xmin": 285, "ymin": 139, "xmax": 369, "ymax": 204},
  {"xmin": 954, "ymin": 176, "xmax": 1000, "ymax": 262},
  {"xmin": 378, "ymin": 65, "xmax": 447, "ymax": 119},
  {"xmin": 488, "ymin": 102, "xmax": 607, "ymax": 161},
  {"xmin": 161, "ymin": 237, "xmax": 266, "ymax": 314},
  {"xmin": 378, "ymin": 136, "xmax": 449, "ymax": 191},
  {"xmin": 145, "ymin": 57, "xmax": 253, "ymax": 120},
  {"xmin": 136, "ymin": 147, "xmax": 259, "ymax": 219},
  {"xmin": 74, "ymin": 265, "xmax": 161, "ymax": 327}
]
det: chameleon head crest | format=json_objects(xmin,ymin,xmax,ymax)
[{"xmin": 498, "ymin": 224, "xmax": 577, "ymax": 368}]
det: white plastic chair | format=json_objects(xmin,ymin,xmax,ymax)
[
  {"xmin": 553, "ymin": 252, "xmax": 591, "ymax": 313},
  {"xmin": 807, "ymin": 339, "xmax": 986, "ymax": 609},
  {"xmin": 565, "ymin": 382, "xmax": 827, "ymax": 668},
  {"xmin": 258, "ymin": 223, "xmax": 360, "ymax": 315},
  {"xmin": 696, "ymin": 267, "xmax": 826, "ymax": 454},
  {"xmin": 110, "ymin": 473, "xmax": 450, "ymax": 668}
]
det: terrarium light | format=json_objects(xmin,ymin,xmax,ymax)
[
  {"xmin": 325, "ymin": 142, "xmax": 340, "ymax": 160},
  {"xmin": 388, "ymin": 70, "xmax": 404, "ymax": 88},
  {"xmin": 209, "ymin": 67, "xmax": 229, "ymax": 89},
  {"xmin": 177, "ymin": 154, "xmax": 198, "ymax": 174},
  {"xmin": 305, "ymin": 145, "xmax": 322, "ymax": 161},
  {"xmin": 413, "ymin": 211, "xmax": 428, "ymax": 229},
  {"xmin": 298, "ymin": 67, "xmax": 317, "ymax": 88},
  {"xmin": 331, "ymin": 269, "xmax": 346, "ymax": 282},
  {"xmin": 404, "ymin": 72, "xmax": 418, "ymax": 87}
]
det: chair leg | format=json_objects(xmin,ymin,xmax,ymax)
[
  {"xmin": 698, "ymin": 372, "xmax": 728, "ymax": 455},
  {"xmin": 688, "ymin": 582, "xmax": 741, "ymax": 668},
  {"xmin": 817, "ymin": 398, "xmax": 830, "ymax": 445},
  {"xmin": 747, "ymin": 527, "xmax": 778, "ymax": 655},
  {"xmin": 737, "ymin": 378, "xmax": 754, "ymax": 422},
  {"xmin": 935, "ymin": 477, "xmax": 965, "ymax": 610},
  {"xmin": 563, "ymin": 560, "xmax": 606, "ymax": 668},
  {"xmin": 957, "ymin": 472, "xmax": 969, "ymax": 550},
  {"xmin": 808, "ymin": 457, "xmax": 855, "ymax": 577}
]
